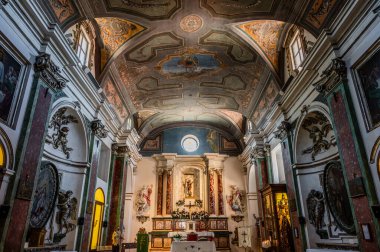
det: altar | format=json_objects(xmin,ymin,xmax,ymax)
[{"xmin": 170, "ymin": 241, "xmax": 216, "ymax": 252}]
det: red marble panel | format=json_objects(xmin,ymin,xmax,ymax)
[
  {"xmin": 157, "ymin": 174, "xmax": 163, "ymax": 215},
  {"xmin": 217, "ymin": 173, "xmax": 224, "ymax": 215},
  {"xmin": 330, "ymin": 91, "xmax": 379, "ymax": 250},
  {"xmin": 166, "ymin": 172, "xmax": 173, "ymax": 214},
  {"xmin": 260, "ymin": 159, "xmax": 268, "ymax": 188},
  {"xmin": 209, "ymin": 171, "xmax": 215, "ymax": 215},
  {"xmin": 5, "ymin": 87, "xmax": 52, "ymax": 251}
]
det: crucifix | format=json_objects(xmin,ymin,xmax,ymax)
[{"xmin": 241, "ymin": 230, "xmax": 248, "ymax": 243}]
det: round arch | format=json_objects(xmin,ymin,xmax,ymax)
[{"xmin": 90, "ymin": 188, "xmax": 105, "ymax": 251}]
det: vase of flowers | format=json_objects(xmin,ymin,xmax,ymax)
[{"xmin": 173, "ymin": 233, "xmax": 182, "ymax": 242}]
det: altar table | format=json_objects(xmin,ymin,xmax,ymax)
[
  {"xmin": 167, "ymin": 231, "xmax": 214, "ymax": 238},
  {"xmin": 170, "ymin": 241, "xmax": 216, "ymax": 252}
]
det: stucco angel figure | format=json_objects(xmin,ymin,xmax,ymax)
[
  {"xmin": 55, "ymin": 190, "xmax": 77, "ymax": 235},
  {"xmin": 227, "ymin": 185, "xmax": 245, "ymax": 214},
  {"xmin": 136, "ymin": 185, "xmax": 153, "ymax": 215}
]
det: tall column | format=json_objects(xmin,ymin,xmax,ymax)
[
  {"xmin": 216, "ymin": 169, "xmax": 224, "ymax": 216},
  {"xmin": 76, "ymin": 120, "xmax": 108, "ymax": 251},
  {"xmin": 156, "ymin": 168, "xmax": 164, "ymax": 216},
  {"xmin": 106, "ymin": 145, "xmax": 129, "ymax": 244},
  {"xmin": 0, "ymin": 54, "xmax": 67, "ymax": 252},
  {"xmin": 314, "ymin": 58, "xmax": 380, "ymax": 250},
  {"xmin": 274, "ymin": 121, "xmax": 303, "ymax": 252},
  {"xmin": 252, "ymin": 147, "xmax": 267, "ymax": 190},
  {"xmin": 166, "ymin": 168, "xmax": 173, "ymax": 215},
  {"xmin": 208, "ymin": 169, "xmax": 216, "ymax": 215},
  {"xmin": 264, "ymin": 145, "xmax": 273, "ymax": 184}
]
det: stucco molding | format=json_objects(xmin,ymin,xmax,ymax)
[
  {"xmin": 313, "ymin": 58, "xmax": 347, "ymax": 95},
  {"xmin": 34, "ymin": 53, "xmax": 68, "ymax": 90}
]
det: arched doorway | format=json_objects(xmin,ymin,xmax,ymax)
[{"xmin": 90, "ymin": 188, "xmax": 105, "ymax": 251}]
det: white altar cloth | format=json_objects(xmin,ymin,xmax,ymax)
[
  {"xmin": 168, "ymin": 231, "xmax": 214, "ymax": 238},
  {"xmin": 170, "ymin": 241, "xmax": 216, "ymax": 252}
]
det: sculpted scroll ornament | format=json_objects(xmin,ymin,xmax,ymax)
[
  {"xmin": 90, "ymin": 119, "xmax": 108, "ymax": 138},
  {"xmin": 34, "ymin": 53, "xmax": 67, "ymax": 90},
  {"xmin": 45, "ymin": 107, "xmax": 78, "ymax": 159}
]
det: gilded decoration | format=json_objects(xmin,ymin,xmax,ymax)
[
  {"xmin": 252, "ymin": 79, "xmax": 278, "ymax": 124},
  {"xmin": 306, "ymin": 0, "xmax": 337, "ymax": 29},
  {"xmin": 48, "ymin": 0, "xmax": 76, "ymax": 23},
  {"xmin": 95, "ymin": 17, "xmax": 145, "ymax": 62},
  {"xmin": 238, "ymin": 20, "xmax": 285, "ymax": 71},
  {"xmin": 180, "ymin": 15, "xmax": 203, "ymax": 33},
  {"xmin": 103, "ymin": 78, "xmax": 128, "ymax": 120}
]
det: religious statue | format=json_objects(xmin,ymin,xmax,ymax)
[
  {"xmin": 54, "ymin": 190, "xmax": 77, "ymax": 242},
  {"xmin": 183, "ymin": 177, "xmax": 193, "ymax": 198},
  {"xmin": 306, "ymin": 189, "xmax": 325, "ymax": 231},
  {"xmin": 227, "ymin": 185, "xmax": 245, "ymax": 214},
  {"xmin": 136, "ymin": 185, "xmax": 153, "ymax": 215}
]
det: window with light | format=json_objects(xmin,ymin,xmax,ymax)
[
  {"xmin": 181, "ymin": 135, "xmax": 199, "ymax": 152},
  {"xmin": 290, "ymin": 34, "xmax": 304, "ymax": 70},
  {"xmin": 77, "ymin": 33, "xmax": 90, "ymax": 66}
]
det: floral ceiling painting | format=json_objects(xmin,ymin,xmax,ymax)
[
  {"xmin": 238, "ymin": 20, "xmax": 285, "ymax": 71},
  {"xmin": 95, "ymin": 17, "xmax": 145, "ymax": 64},
  {"xmin": 103, "ymin": 78, "xmax": 128, "ymax": 120}
]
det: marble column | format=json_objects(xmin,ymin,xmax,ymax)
[
  {"xmin": 274, "ymin": 121, "xmax": 303, "ymax": 252},
  {"xmin": 208, "ymin": 169, "xmax": 216, "ymax": 215},
  {"xmin": 252, "ymin": 147, "xmax": 267, "ymax": 190},
  {"xmin": 314, "ymin": 58, "xmax": 380, "ymax": 250},
  {"xmin": 166, "ymin": 168, "xmax": 173, "ymax": 215},
  {"xmin": 76, "ymin": 120, "xmax": 108, "ymax": 251},
  {"xmin": 156, "ymin": 168, "xmax": 164, "ymax": 216},
  {"xmin": 106, "ymin": 145, "xmax": 129, "ymax": 244},
  {"xmin": 216, "ymin": 169, "xmax": 224, "ymax": 216},
  {"xmin": 1, "ymin": 54, "xmax": 67, "ymax": 252}
]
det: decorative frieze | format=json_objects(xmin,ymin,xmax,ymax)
[
  {"xmin": 34, "ymin": 53, "xmax": 68, "ymax": 90},
  {"xmin": 313, "ymin": 58, "xmax": 347, "ymax": 95},
  {"xmin": 90, "ymin": 119, "xmax": 108, "ymax": 138}
]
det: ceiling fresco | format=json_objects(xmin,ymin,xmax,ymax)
[
  {"xmin": 95, "ymin": 17, "xmax": 145, "ymax": 63},
  {"xmin": 238, "ymin": 20, "xmax": 286, "ymax": 72},
  {"xmin": 45, "ymin": 0, "xmax": 344, "ymax": 138}
]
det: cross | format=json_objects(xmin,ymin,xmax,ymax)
[{"xmin": 241, "ymin": 230, "xmax": 248, "ymax": 243}]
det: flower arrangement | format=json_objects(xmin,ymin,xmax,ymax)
[
  {"xmin": 191, "ymin": 210, "xmax": 209, "ymax": 220},
  {"xmin": 176, "ymin": 199, "xmax": 185, "ymax": 207},
  {"xmin": 171, "ymin": 209, "xmax": 190, "ymax": 219},
  {"xmin": 194, "ymin": 199, "xmax": 203, "ymax": 208},
  {"xmin": 173, "ymin": 233, "xmax": 182, "ymax": 242}
]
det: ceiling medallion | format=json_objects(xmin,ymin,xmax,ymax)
[{"xmin": 180, "ymin": 15, "xmax": 203, "ymax": 33}]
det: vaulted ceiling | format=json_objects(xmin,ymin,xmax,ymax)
[{"xmin": 46, "ymin": 0, "xmax": 343, "ymax": 139}]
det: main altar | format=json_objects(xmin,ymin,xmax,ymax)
[{"xmin": 144, "ymin": 154, "xmax": 233, "ymax": 251}]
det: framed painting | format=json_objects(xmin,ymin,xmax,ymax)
[
  {"xmin": 0, "ymin": 34, "xmax": 27, "ymax": 128},
  {"xmin": 353, "ymin": 39, "xmax": 380, "ymax": 131}
]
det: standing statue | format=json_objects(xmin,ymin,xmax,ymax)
[
  {"xmin": 306, "ymin": 189, "xmax": 325, "ymax": 231},
  {"xmin": 55, "ymin": 190, "xmax": 77, "ymax": 238},
  {"xmin": 183, "ymin": 178, "xmax": 193, "ymax": 198},
  {"xmin": 136, "ymin": 185, "xmax": 153, "ymax": 215}
]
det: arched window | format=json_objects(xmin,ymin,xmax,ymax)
[{"xmin": 0, "ymin": 141, "xmax": 5, "ymax": 168}]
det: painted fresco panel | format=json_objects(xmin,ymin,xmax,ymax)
[
  {"xmin": 353, "ymin": 40, "xmax": 380, "ymax": 131},
  {"xmin": 0, "ymin": 44, "xmax": 23, "ymax": 126}
]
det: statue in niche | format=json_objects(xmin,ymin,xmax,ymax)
[
  {"xmin": 54, "ymin": 190, "xmax": 77, "ymax": 242},
  {"xmin": 227, "ymin": 185, "xmax": 245, "ymax": 214},
  {"xmin": 136, "ymin": 185, "xmax": 153, "ymax": 215},
  {"xmin": 306, "ymin": 189, "xmax": 325, "ymax": 231},
  {"xmin": 183, "ymin": 177, "xmax": 193, "ymax": 198}
]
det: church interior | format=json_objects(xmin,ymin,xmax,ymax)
[{"xmin": 0, "ymin": 0, "xmax": 380, "ymax": 252}]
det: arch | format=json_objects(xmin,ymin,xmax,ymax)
[
  {"xmin": 370, "ymin": 136, "xmax": 380, "ymax": 180},
  {"xmin": 0, "ymin": 127, "xmax": 13, "ymax": 170},
  {"xmin": 45, "ymin": 102, "xmax": 89, "ymax": 163},
  {"xmin": 293, "ymin": 102, "xmax": 337, "ymax": 164},
  {"xmin": 90, "ymin": 188, "xmax": 105, "ymax": 251}
]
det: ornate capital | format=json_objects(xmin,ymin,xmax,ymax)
[
  {"xmin": 112, "ymin": 144, "xmax": 130, "ymax": 156},
  {"xmin": 34, "ymin": 53, "xmax": 67, "ymax": 90},
  {"xmin": 274, "ymin": 121, "xmax": 291, "ymax": 140},
  {"xmin": 264, "ymin": 145, "xmax": 271, "ymax": 157},
  {"xmin": 313, "ymin": 58, "xmax": 346, "ymax": 95},
  {"xmin": 252, "ymin": 147, "xmax": 265, "ymax": 159},
  {"xmin": 90, "ymin": 119, "xmax": 108, "ymax": 138}
]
